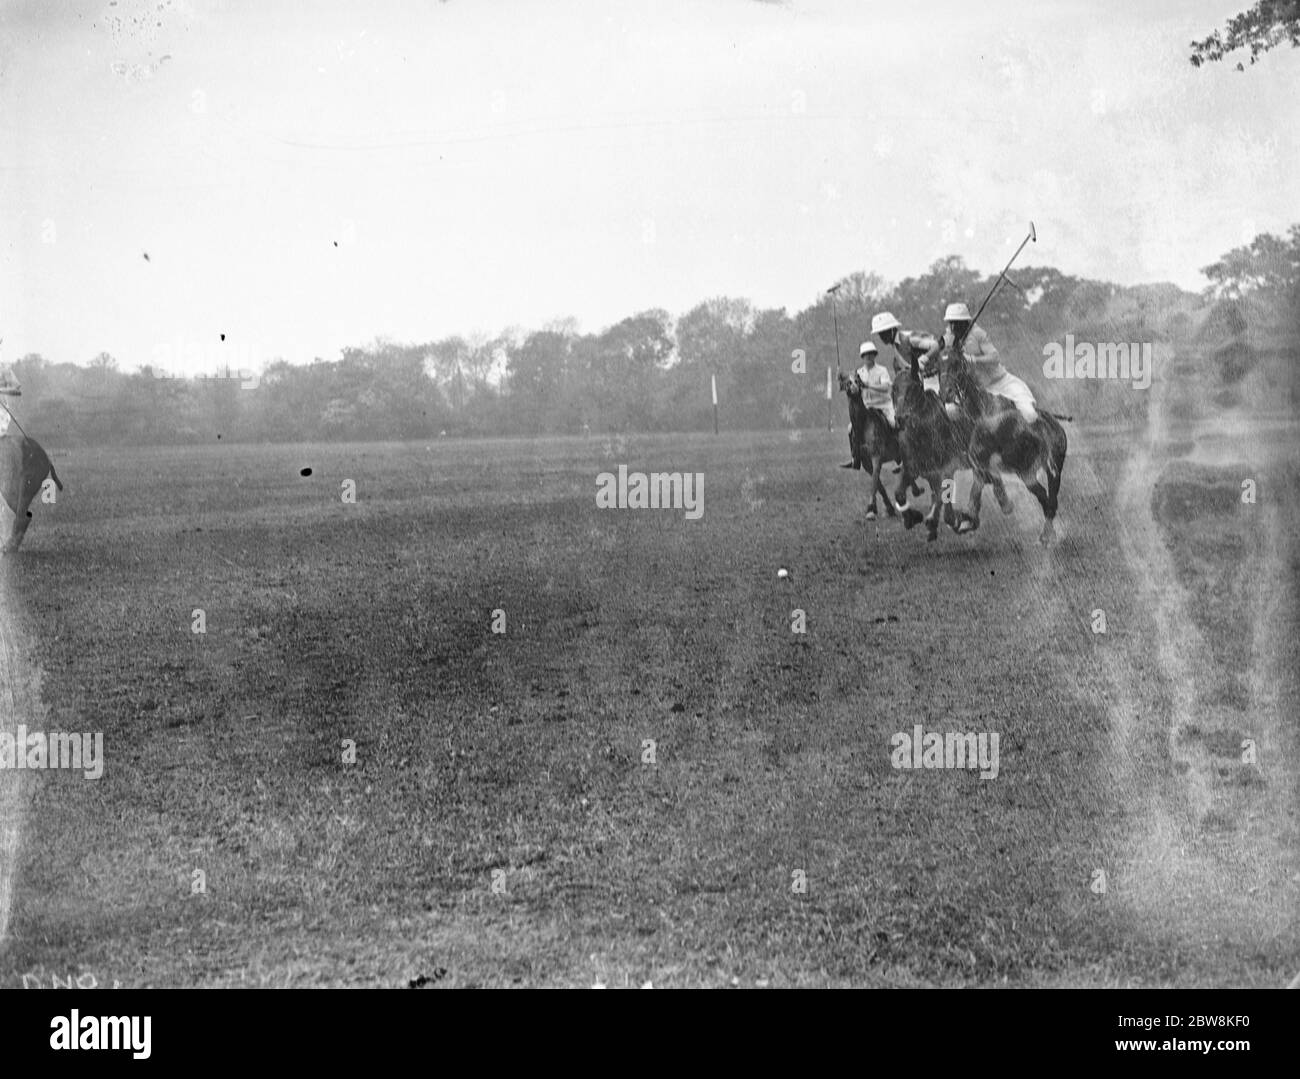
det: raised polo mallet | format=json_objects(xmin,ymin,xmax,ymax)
[
  {"xmin": 961, "ymin": 222, "xmax": 1037, "ymax": 347},
  {"xmin": 826, "ymin": 283, "xmax": 844, "ymax": 378},
  {"xmin": 826, "ymin": 283, "xmax": 843, "ymax": 431}
]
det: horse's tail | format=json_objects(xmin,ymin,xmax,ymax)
[{"xmin": 48, "ymin": 462, "xmax": 64, "ymax": 491}]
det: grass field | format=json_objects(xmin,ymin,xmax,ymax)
[{"xmin": 0, "ymin": 412, "xmax": 1296, "ymax": 988}]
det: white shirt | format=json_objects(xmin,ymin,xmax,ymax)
[{"xmin": 855, "ymin": 362, "xmax": 892, "ymax": 409}]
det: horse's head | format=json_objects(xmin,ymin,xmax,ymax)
[
  {"xmin": 893, "ymin": 355, "xmax": 926, "ymax": 412},
  {"xmin": 838, "ymin": 371, "xmax": 861, "ymax": 398},
  {"xmin": 937, "ymin": 339, "xmax": 977, "ymax": 412}
]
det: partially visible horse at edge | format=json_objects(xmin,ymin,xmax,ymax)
[{"xmin": 0, "ymin": 425, "xmax": 63, "ymax": 553}]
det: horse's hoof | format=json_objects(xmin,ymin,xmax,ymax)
[
  {"xmin": 926, "ymin": 529, "xmax": 938, "ymax": 543},
  {"xmin": 865, "ymin": 509, "xmax": 877, "ymax": 521},
  {"xmin": 901, "ymin": 509, "xmax": 922, "ymax": 530},
  {"xmin": 957, "ymin": 518, "xmax": 979, "ymax": 535}
]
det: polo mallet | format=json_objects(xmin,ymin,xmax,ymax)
[
  {"xmin": 826, "ymin": 283, "xmax": 843, "ymax": 431},
  {"xmin": 826, "ymin": 283, "xmax": 843, "ymax": 379},
  {"xmin": 960, "ymin": 221, "xmax": 1037, "ymax": 347}
]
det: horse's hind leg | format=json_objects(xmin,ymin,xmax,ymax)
[
  {"xmin": 943, "ymin": 475, "xmax": 960, "ymax": 532},
  {"xmin": 1047, "ymin": 446, "xmax": 1066, "ymax": 518},
  {"xmin": 957, "ymin": 467, "xmax": 990, "ymax": 534},
  {"xmin": 1035, "ymin": 446, "xmax": 1065, "ymax": 545},
  {"xmin": 992, "ymin": 473, "xmax": 1014, "ymax": 515},
  {"xmin": 1023, "ymin": 476, "xmax": 1055, "ymax": 545}
]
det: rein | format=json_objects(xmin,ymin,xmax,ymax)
[{"xmin": 940, "ymin": 345, "xmax": 985, "ymax": 419}]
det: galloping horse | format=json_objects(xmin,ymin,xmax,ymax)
[
  {"xmin": 891, "ymin": 351, "xmax": 974, "ymax": 542},
  {"xmin": 937, "ymin": 345, "xmax": 1067, "ymax": 545},
  {"xmin": 840, "ymin": 371, "xmax": 919, "ymax": 521}
]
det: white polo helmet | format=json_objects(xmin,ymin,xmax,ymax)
[
  {"xmin": 859, "ymin": 341, "xmax": 877, "ymax": 357},
  {"xmin": 944, "ymin": 302, "xmax": 972, "ymax": 322},
  {"xmin": 871, "ymin": 312, "xmax": 900, "ymax": 335}
]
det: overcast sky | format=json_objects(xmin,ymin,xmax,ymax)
[{"xmin": 2, "ymin": 0, "xmax": 1296, "ymax": 374}]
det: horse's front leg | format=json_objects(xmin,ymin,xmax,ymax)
[
  {"xmin": 866, "ymin": 454, "xmax": 887, "ymax": 520},
  {"xmin": 892, "ymin": 463, "xmax": 912, "ymax": 512},
  {"xmin": 896, "ymin": 464, "xmax": 924, "ymax": 529},
  {"xmin": 924, "ymin": 472, "xmax": 944, "ymax": 542},
  {"xmin": 942, "ymin": 470, "xmax": 961, "ymax": 532},
  {"xmin": 879, "ymin": 462, "xmax": 899, "ymax": 517}
]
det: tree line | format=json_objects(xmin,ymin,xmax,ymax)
[{"xmin": 10, "ymin": 228, "xmax": 1298, "ymax": 447}]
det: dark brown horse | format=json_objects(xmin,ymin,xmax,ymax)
[
  {"xmin": 937, "ymin": 347, "xmax": 1067, "ymax": 545},
  {"xmin": 0, "ymin": 425, "xmax": 63, "ymax": 553},
  {"xmin": 840, "ymin": 371, "xmax": 919, "ymax": 521},
  {"xmin": 891, "ymin": 352, "xmax": 973, "ymax": 542}
]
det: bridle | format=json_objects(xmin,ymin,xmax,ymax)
[{"xmin": 938, "ymin": 337, "xmax": 979, "ymax": 416}]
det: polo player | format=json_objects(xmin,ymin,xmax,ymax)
[
  {"xmin": 840, "ymin": 340, "xmax": 897, "ymax": 468},
  {"xmin": 927, "ymin": 302, "xmax": 1038, "ymax": 422},
  {"xmin": 871, "ymin": 312, "xmax": 940, "ymax": 394}
]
